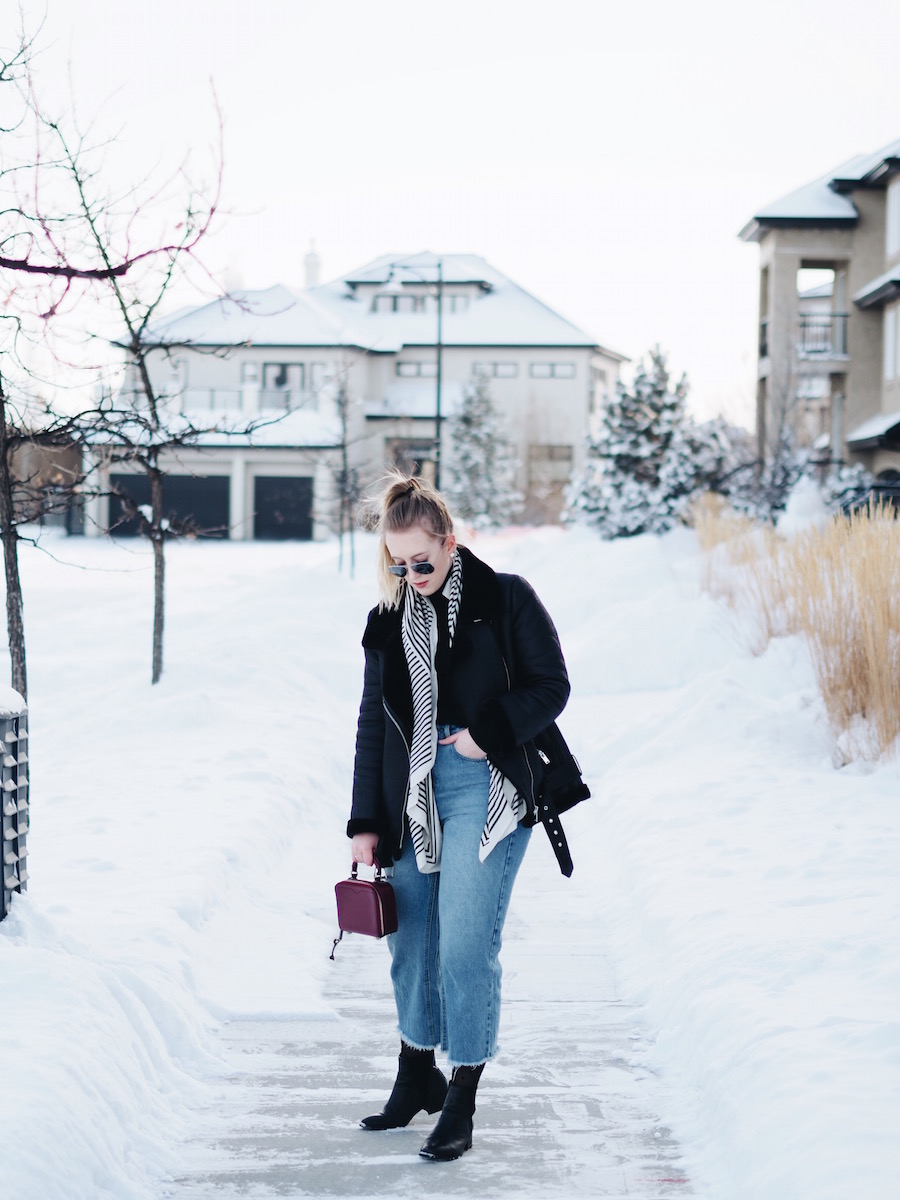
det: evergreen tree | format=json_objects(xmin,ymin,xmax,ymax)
[
  {"xmin": 448, "ymin": 369, "xmax": 522, "ymax": 528},
  {"xmin": 567, "ymin": 347, "xmax": 735, "ymax": 537}
]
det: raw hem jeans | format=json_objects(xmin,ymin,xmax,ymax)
[{"xmin": 386, "ymin": 725, "xmax": 531, "ymax": 1066}]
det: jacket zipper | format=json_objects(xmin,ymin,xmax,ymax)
[
  {"xmin": 383, "ymin": 700, "xmax": 411, "ymax": 850},
  {"xmin": 497, "ymin": 644, "xmax": 539, "ymax": 824}
]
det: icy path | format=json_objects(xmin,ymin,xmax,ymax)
[{"xmin": 167, "ymin": 884, "xmax": 692, "ymax": 1198}]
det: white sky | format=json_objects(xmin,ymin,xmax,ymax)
[{"xmin": 10, "ymin": 0, "xmax": 900, "ymax": 424}]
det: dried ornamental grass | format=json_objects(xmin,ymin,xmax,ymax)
[
  {"xmin": 697, "ymin": 498, "xmax": 900, "ymax": 761},
  {"xmin": 787, "ymin": 507, "xmax": 900, "ymax": 760}
]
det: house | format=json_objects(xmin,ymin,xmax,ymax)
[
  {"xmin": 740, "ymin": 138, "xmax": 900, "ymax": 479},
  {"xmin": 84, "ymin": 252, "xmax": 625, "ymax": 538}
]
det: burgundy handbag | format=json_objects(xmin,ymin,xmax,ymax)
[{"xmin": 330, "ymin": 862, "xmax": 398, "ymax": 959}]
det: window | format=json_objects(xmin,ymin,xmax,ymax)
[
  {"xmin": 885, "ymin": 307, "xmax": 897, "ymax": 382},
  {"xmin": 309, "ymin": 362, "xmax": 330, "ymax": 389},
  {"xmin": 589, "ymin": 366, "xmax": 608, "ymax": 415},
  {"xmin": 241, "ymin": 361, "xmax": 259, "ymax": 384},
  {"xmin": 444, "ymin": 295, "xmax": 470, "ymax": 313},
  {"xmin": 529, "ymin": 444, "xmax": 574, "ymax": 462},
  {"xmin": 473, "ymin": 362, "xmax": 518, "ymax": 378},
  {"xmin": 529, "ymin": 362, "xmax": 576, "ymax": 379},
  {"xmin": 373, "ymin": 293, "xmax": 426, "ymax": 313},
  {"xmin": 887, "ymin": 182, "xmax": 900, "ymax": 260},
  {"xmin": 387, "ymin": 438, "xmax": 436, "ymax": 483},
  {"xmin": 528, "ymin": 444, "xmax": 574, "ymax": 485},
  {"xmin": 396, "ymin": 361, "xmax": 437, "ymax": 378},
  {"xmin": 261, "ymin": 362, "xmax": 304, "ymax": 409}
]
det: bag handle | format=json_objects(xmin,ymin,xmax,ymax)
[
  {"xmin": 330, "ymin": 860, "xmax": 387, "ymax": 960},
  {"xmin": 350, "ymin": 860, "xmax": 387, "ymax": 881}
]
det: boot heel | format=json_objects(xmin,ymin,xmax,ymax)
[{"xmin": 360, "ymin": 1055, "xmax": 447, "ymax": 1130}]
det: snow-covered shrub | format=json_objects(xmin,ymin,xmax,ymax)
[
  {"xmin": 566, "ymin": 348, "xmax": 738, "ymax": 538},
  {"xmin": 725, "ymin": 439, "xmax": 872, "ymax": 523},
  {"xmin": 447, "ymin": 369, "xmax": 522, "ymax": 528}
]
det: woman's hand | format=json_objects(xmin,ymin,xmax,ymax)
[
  {"xmin": 351, "ymin": 832, "xmax": 380, "ymax": 866},
  {"xmin": 438, "ymin": 727, "xmax": 487, "ymax": 759}
]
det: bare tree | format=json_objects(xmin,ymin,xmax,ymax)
[
  {"xmin": 0, "ymin": 26, "xmax": 233, "ymax": 687},
  {"xmin": 331, "ymin": 375, "xmax": 362, "ymax": 576}
]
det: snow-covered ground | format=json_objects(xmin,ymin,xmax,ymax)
[{"xmin": 1, "ymin": 525, "xmax": 898, "ymax": 1199}]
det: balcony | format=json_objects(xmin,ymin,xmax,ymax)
[
  {"xmin": 258, "ymin": 388, "xmax": 319, "ymax": 412},
  {"xmin": 180, "ymin": 388, "xmax": 322, "ymax": 414},
  {"xmin": 182, "ymin": 388, "xmax": 243, "ymax": 412},
  {"xmin": 797, "ymin": 312, "xmax": 848, "ymax": 359}
]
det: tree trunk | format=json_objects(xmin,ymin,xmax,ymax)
[
  {"xmin": 0, "ymin": 386, "xmax": 27, "ymax": 701},
  {"xmin": 150, "ymin": 467, "xmax": 165, "ymax": 685}
]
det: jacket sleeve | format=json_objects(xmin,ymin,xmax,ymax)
[
  {"xmin": 468, "ymin": 576, "xmax": 570, "ymax": 759},
  {"xmin": 347, "ymin": 646, "xmax": 386, "ymax": 838}
]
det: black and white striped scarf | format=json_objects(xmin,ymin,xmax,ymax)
[{"xmin": 402, "ymin": 553, "xmax": 523, "ymax": 873}]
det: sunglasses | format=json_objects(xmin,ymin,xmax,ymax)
[{"xmin": 388, "ymin": 561, "xmax": 436, "ymax": 578}]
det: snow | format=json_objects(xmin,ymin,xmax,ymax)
[
  {"xmin": 2, "ymin": 525, "xmax": 899, "ymax": 1198},
  {"xmin": 365, "ymin": 381, "xmax": 464, "ymax": 419},
  {"xmin": 852, "ymin": 264, "xmax": 900, "ymax": 309},
  {"xmin": 144, "ymin": 254, "xmax": 610, "ymax": 352},
  {"xmin": 777, "ymin": 476, "xmax": 829, "ymax": 535},
  {"xmin": 0, "ymin": 684, "xmax": 25, "ymax": 715},
  {"xmin": 741, "ymin": 138, "xmax": 900, "ymax": 241},
  {"xmin": 846, "ymin": 409, "xmax": 900, "ymax": 445},
  {"xmin": 146, "ymin": 285, "xmax": 347, "ymax": 348},
  {"xmin": 750, "ymin": 171, "xmax": 858, "ymax": 222}
]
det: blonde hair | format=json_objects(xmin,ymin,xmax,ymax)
[{"xmin": 363, "ymin": 472, "xmax": 455, "ymax": 609}]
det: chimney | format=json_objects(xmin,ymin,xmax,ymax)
[{"xmin": 304, "ymin": 242, "xmax": 321, "ymax": 289}]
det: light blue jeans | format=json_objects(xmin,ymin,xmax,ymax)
[{"xmin": 386, "ymin": 725, "xmax": 531, "ymax": 1066}]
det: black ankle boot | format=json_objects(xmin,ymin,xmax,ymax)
[
  {"xmin": 419, "ymin": 1064, "xmax": 484, "ymax": 1161},
  {"xmin": 360, "ymin": 1047, "xmax": 448, "ymax": 1131}
]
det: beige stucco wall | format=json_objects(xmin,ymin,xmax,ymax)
[
  {"xmin": 755, "ymin": 197, "xmax": 889, "ymax": 462},
  {"xmin": 127, "ymin": 332, "xmax": 615, "ymax": 528}
]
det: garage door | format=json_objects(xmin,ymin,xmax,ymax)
[
  {"xmin": 253, "ymin": 476, "xmax": 313, "ymax": 540},
  {"xmin": 108, "ymin": 474, "xmax": 230, "ymax": 538}
]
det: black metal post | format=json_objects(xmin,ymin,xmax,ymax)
[{"xmin": 434, "ymin": 259, "xmax": 443, "ymax": 490}]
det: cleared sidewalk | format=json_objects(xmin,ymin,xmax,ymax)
[{"xmin": 168, "ymin": 889, "xmax": 694, "ymax": 1199}]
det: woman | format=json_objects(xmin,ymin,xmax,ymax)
[{"xmin": 348, "ymin": 474, "xmax": 571, "ymax": 1161}]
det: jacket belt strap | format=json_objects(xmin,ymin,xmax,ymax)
[{"xmin": 539, "ymin": 796, "xmax": 573, "ymax": 877}]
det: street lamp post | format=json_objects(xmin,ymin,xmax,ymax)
[
  {"xmin": 434, "ymin": 258, "xmax": 443, "ymax": 490},
  {"xmin": 383, "ymin": 256, "xmax": 444, "ymax": 488}
]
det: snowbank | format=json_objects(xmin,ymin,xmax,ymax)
[{"xmin": 1, "ymin": 526, "xmax": 897, "ymax": 1198}]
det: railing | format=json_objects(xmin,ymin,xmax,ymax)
[
  {"xmin": 182, "ymin": 388, "xmax": 243, "ymax": 412},
  {"xmin": 798, "ymin": 313, "xmax": 848, "ymax": 357},
  {"xmin": 258, "ymin": 389, "xmax": 319, "ymax": 412},
  {"xmin": 181, "ymin": 388, "xmax": 321, "ymax": 412},
  {"xmin": 107, "ymin": 386, "xmax": 323, "ymax": 415}
]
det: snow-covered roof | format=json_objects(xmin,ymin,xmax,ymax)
[
  {"xmin": 739, "ymin": 137, "xmax": 900, "ymax": 242},
  {"xmin": 364, "ymin": 381, "xmax": 464, "ymax": 420},
  {"xmin": 139, "ymin": 253, "xmax": 628, "ymax": 359},
  {"xmin": 846, "ymin": 410, "xmax": 900, "ymax": 449},
  {"xmin": 853, "ymin": 265, "xmax": 900, "ymax": 309},
  {"xmin": 141, "ymin": 286, "xmax": 348, "ymax": 349},
  {"xmin": 196, "ymin": 409, "xmax": 342, "ymax": 449},
  {"xmin": 798, "ymin": 281, "xmax": 833, "ymax": 301},
  {"xmin": 85, "ymin": 407, "xmax": 341, "ymax": 450}
]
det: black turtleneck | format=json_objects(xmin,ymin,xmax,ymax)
[{"xmin": 430, "ymin": 589, "xmax": 463, "ymax": 724}]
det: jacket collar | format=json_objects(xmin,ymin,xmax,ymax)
[{"xmin": 362, "ymin": 544, "xmax": 503, "ymax": 650}]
